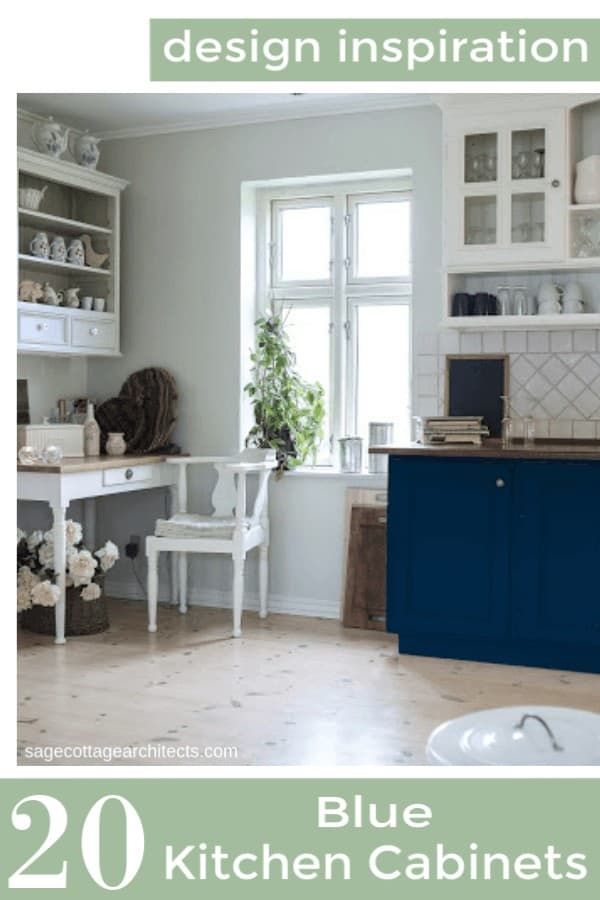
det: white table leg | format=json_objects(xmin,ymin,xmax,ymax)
[
  {"xmin": 83, "ymin": 498, "xmax": 96, "ymax": 550},
  {"xmin": 168, "ymin": 485, "xmax": 179, "ymax": 605},
  {"xmin": 51, "ymin": 504, "xmax": 67, "ymax": 645}
]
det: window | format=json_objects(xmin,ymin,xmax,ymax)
[{"xmin": 258, "ymin": 178, "xmax": 412, "ymax": 466}]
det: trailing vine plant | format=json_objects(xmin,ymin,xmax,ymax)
[{"xmin": 244, "ymin": 311, "xmax": 326, "ymax": 474}]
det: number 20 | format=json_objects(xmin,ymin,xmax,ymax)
[{"xmin": 9, "ymin": 794, "xmax": 144, "ymax": 890}]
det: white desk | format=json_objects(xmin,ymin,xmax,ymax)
[{"xmin": 17, "ymin": 454, "xmax": 179, "ymax": 644}]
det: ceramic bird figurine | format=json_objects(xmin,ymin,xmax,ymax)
[{"xmin": 79, "ymin": 234, "xmax": 109, "ymax": 269}]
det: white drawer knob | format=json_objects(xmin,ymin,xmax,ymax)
[
  {"xmin": 89, "ymin": 327, "xmax": 99, "ymax": 336},
  {"xmin": 496, "ymin": 478, "xmax": 505, "ymax": 488}
]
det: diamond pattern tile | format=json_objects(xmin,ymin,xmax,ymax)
[{"xmin": 508, "ymin": 348, "xmax": 600, "ymax": 423}]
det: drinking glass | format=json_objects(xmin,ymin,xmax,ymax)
[{"xmin": 523, "ymin": 416, "xmax": 535, "ymax": 449}]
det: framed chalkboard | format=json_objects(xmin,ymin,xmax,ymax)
[{"xmin": 445, "ymin": 355, "xmax": 509, "ymax": 438}]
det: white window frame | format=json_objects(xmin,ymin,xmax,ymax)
[{"xmin": 256, "ymin": 177, "xmax": 413, "ymax": 465}]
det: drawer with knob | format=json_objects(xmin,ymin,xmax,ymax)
[
  {"xmin": 19, "ymin": 310, "xmax": 68, "ymax": 347},
  {"xmin": 103, "ymin": 464, "xmax": 155, "ymax": 487},
  {"xmin": 71, "ymin": 317, "xmax": 116, "ymax": 351}
]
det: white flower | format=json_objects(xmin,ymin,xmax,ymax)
[
  {"xmin": 96, "ymin": 540, "xmax": 119, "ymax": 572},
  {"xmin": 38, "ymin": 540, "xmax": 55, "ymax": 570},
  {"xmin": 31, "ymin": 580, "xmax": 60, "ymax": 607},
  {"xmin": 17, "ymin": 566, "xmax": 39, "ymax": 611},
  {"xmin": 27, "ymin": 530, "xmax": 44, "ymax": 552},
  {"xmin": 17, "ymin": 528, "xmax": 27, "ymax": 544},
  {"xmin": 68, "ymin": 549, "xmax": 98, "ymax": 586},
  {"xmin": 65, "ymin": 520, "xmax": 83, "ymax": 547},
  {"xmin": 81, "ymin": 582, "xmax": 101, "ymax": 601}
]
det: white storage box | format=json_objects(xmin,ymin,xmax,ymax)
[{"xmin": 17, "ymin": 424, "xmax": 85, "ymax": 458}]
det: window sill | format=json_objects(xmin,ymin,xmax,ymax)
[{"xmin": 283, "ymin": 466, "xmax": 388, "ymax": 483}]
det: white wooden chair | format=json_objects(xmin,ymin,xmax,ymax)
[{"xmin": 146, "ymin": 449, "xmax": 275, "ymax": 637}]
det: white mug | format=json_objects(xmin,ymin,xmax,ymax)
[
  {"xmin": 563, "ymin": 283, "xmax": 584, "ymax": 304},
  {"xmin": 563, "ymin": 298, "xmax": 584, "ymax": 314},
  {"xmin": 93, "ymin": 297, "xmax": 105, "ymax": 312},
  {"xmin": 81, "ymin": 296, "xmax": 93, "ymax": 311}
]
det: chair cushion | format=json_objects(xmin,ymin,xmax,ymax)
[{"xmin": 155, "ymin": 513, "xmax": 251, "ymax": 539}]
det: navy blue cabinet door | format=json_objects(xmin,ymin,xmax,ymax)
[
  {"xmin": 387, "ymin": 456, "xmax": 512, "ymax": 639},
  {"xmin": 512, "ymin": 460, "xmax": 600, "ymax": 648}
]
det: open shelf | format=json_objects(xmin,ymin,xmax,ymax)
[
  {"xmin": 18, "ymin": 254, "xmax": 111, "ymax": 276},
  {"xmin": 18, "ymin": 207, "xmax": 112, "ymax": 236},
  {"xmin": 17, "ymin": 301, "xmax": 114, "ymax": 320},
  {"xmin": 444, "ymin": 313, "xmax": 600, "ymax": 331}
]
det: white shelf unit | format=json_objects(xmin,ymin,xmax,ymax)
[
  {"xmin": 441, "ymin": 95, "xmax": 600, "ymax": 332},
  {"xmin": 18, "ymin": 148, "xmax": 128, "ymax": 356}
]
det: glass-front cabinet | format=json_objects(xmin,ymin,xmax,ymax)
[{"xmin": 446, "ymin": 108, "xmax": 567, "ymax": 265}]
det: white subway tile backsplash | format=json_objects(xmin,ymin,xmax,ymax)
[
  {"xmin": 550, "ymin": 331, "xmax": 573, "ymax": 353},
  {"xmin": 416, "ymin": 355, "xmax": 438, "ymax": 376},
  {"xmin": 572, "ymin": 355, "xmax": 600, "ymax": 384},
  {"xmin": 573, "ymin": 420, "xmax": 597, "ymax": 439},
  {"xmin": 573, "ymin": 331, "xmax": 597, "ymax": 352},
  {"xmin": 574, "ymin": 388, "xmax": 600, "ymax": 418},
  {"xmin": 460, "ymin": 332, "xmax": 482, "ymax": 354},
  {"xmin": 527, "ymin": 331, "xmax": 550, "ymax": 353},
  {"xmin": 549, "ymin": 420, "xmax": 573, "ymax": 439},
  {"xmin": 505, "ymin": 332, "xmax": 527, "ymax": 352},
  {"xmin": 432, "ymin": 327, "xmax": 600, "ymax": 430},
  {"xmin": 416, "ymin": 374, "xmax": 438, "ymax": 396},
  {"xmin": 438, "ymin": 331, "xmax": 460, "ymax": 354},
  {"xmin": 482, "ymin": 332, "xmax": 504, "ymax": 353},
  {"xmin": 415, "ymin": 332, "xmax": 438, "ymax": 355}
]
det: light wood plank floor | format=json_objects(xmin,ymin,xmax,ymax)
[{"xmin": 17, "ymin": 598, "xmax": 600, "ymax": 766}]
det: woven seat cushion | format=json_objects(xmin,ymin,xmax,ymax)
[{"xmin": 155, "ymin": 513, "xmax": 251, "ymax": 539}]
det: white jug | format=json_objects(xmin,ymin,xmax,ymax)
[{"xmin": 574, "ymin": 155, "xmax": 600, "ymax": 205}]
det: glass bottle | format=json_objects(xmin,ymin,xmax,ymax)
[{"xmin": 84, "ymin": 401, "xmax": 101, "ymax": 457}]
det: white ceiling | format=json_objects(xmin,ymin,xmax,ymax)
[{"xmin": 18, "ymin": 93, "xmax": 431, "ymax": 139}]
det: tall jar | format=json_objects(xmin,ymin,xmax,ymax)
[{"xmin": 84, "ymin": 402, "xmax": 101, "ymax": 457}]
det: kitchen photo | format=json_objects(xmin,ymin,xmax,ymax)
[{"xmin": 16, "ymin": 91, "xmax": 600, "ymax": 766}]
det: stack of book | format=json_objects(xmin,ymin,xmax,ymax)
[{"xmin": 414, "ymin": 416, "xmax": 490, "ymax": 446}]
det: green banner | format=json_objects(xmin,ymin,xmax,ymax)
[
  {"xmin": 1, "ymin": 778, "xmax": 599, "ymax": 897},
  {"xmin": 149, "ymin": 19, "xmax": 600, "ymax": 81}
]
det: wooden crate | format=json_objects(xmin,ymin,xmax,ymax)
[{"xmin": 342, "ymin": 490, "xmax": 387, "ymax": 631}]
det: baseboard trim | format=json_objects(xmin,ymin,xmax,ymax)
[{"xmin": 106, "ymin": 578, "xmax": 340, "ymax": 620}]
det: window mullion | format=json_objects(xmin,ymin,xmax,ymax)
[{"xmin": 332, "ymin": 193, "xmax": 347, "ymax": 447}]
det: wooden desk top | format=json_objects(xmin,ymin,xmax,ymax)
[
  {"xmin": 17, "ymin": 454, "xmax": 172, "ymax": 475},
  {"xmin": 369, "ymin": 439, "xmax": 600, "ymax": 461}
]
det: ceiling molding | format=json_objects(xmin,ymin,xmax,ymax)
[{"xmin": 87, "ymin": 94, "xmax": 433, "ymax": 141}]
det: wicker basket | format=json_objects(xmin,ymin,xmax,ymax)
[{"xmin": 20, "ymin": 585, "xmax": 109, "ymax": 636}]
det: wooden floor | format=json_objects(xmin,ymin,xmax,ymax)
[{"xmin": 17, "ymin": 599, "xmax": 600, "ymax": 766}]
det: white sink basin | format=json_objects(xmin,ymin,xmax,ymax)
[{"xmin": 426, "ymin": 706, "xmax": 600, "ymax": 765}]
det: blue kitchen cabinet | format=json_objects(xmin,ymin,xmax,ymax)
[
  {"xmin": 512, "ymin": 460, "xmax": 600, "ymax": 651},
  {"xmin": 387, "ymin": 454, "xmax": 600, "ymax": 673}
]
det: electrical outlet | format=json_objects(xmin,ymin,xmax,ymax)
[{"xmin": 125, "ymin": 534, "xmax": 140, "ymax": 560}]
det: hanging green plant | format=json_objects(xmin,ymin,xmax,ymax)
[{"xmin": 244, "ymin": 311, "xmax": 325, "ymax": 474}]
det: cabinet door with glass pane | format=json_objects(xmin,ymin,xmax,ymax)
[{"xmin": 445, "ymin": 108, "xmax": 567, "ymax": 265}]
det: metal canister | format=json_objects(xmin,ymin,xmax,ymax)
[
  {"xmin": 368, "ymin": 422, "xmax": 393, "ymax": 474},
  {"xmin": 338, "ymin": 437, "xmax": 363, "ymax": 473}
]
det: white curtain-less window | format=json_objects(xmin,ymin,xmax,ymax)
[{"xmin": 261, "ymin": 181, "xmax": 412, "ymax": 466}]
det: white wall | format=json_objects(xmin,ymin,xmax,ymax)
[{"xmin": 82, "ymin": 105, "xmax": 444, "ymax": 613}]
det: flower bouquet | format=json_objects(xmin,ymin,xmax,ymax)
[{"xmin": 17, "ymin": 522, "xmax": 119, "ymax": 636}]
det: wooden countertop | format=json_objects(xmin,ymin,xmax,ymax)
[
  {"xmin": 369, "ymin": 440, "xmax": 600, "ymax": 461},
  {"xmin": 17, "ymin": 454, "xmax": 172, "ymax": 474}
]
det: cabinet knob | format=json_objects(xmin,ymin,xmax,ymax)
[
  {"xmin": 496, "ymin": 478, "xmax": 505, "ymax": 488},
  {"xmin": 36, "ymin": 322, "xmax": 48, "ymax": 331},
  {"xmin": 551, "ymin": 178, "xmax": 560, "ymax": 188},
  {"xmin": 89, "ymin": 327, "xmax": 99, "ymax": 336},
  {"xmin": 125, "ymin": 468, "xmax": 134, "ymax": 480}
]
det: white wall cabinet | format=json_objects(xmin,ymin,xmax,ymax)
[
  {"xmin": 442, "ymin": 95, "xmax": 600, "ymax": 330},
  {"xmin": 18, "ymin": 148, "xmax": 128, "ymax": 357},
  {"xmin": 445, "ymin": 107, "xmax": 567, "ymax": 266}
]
